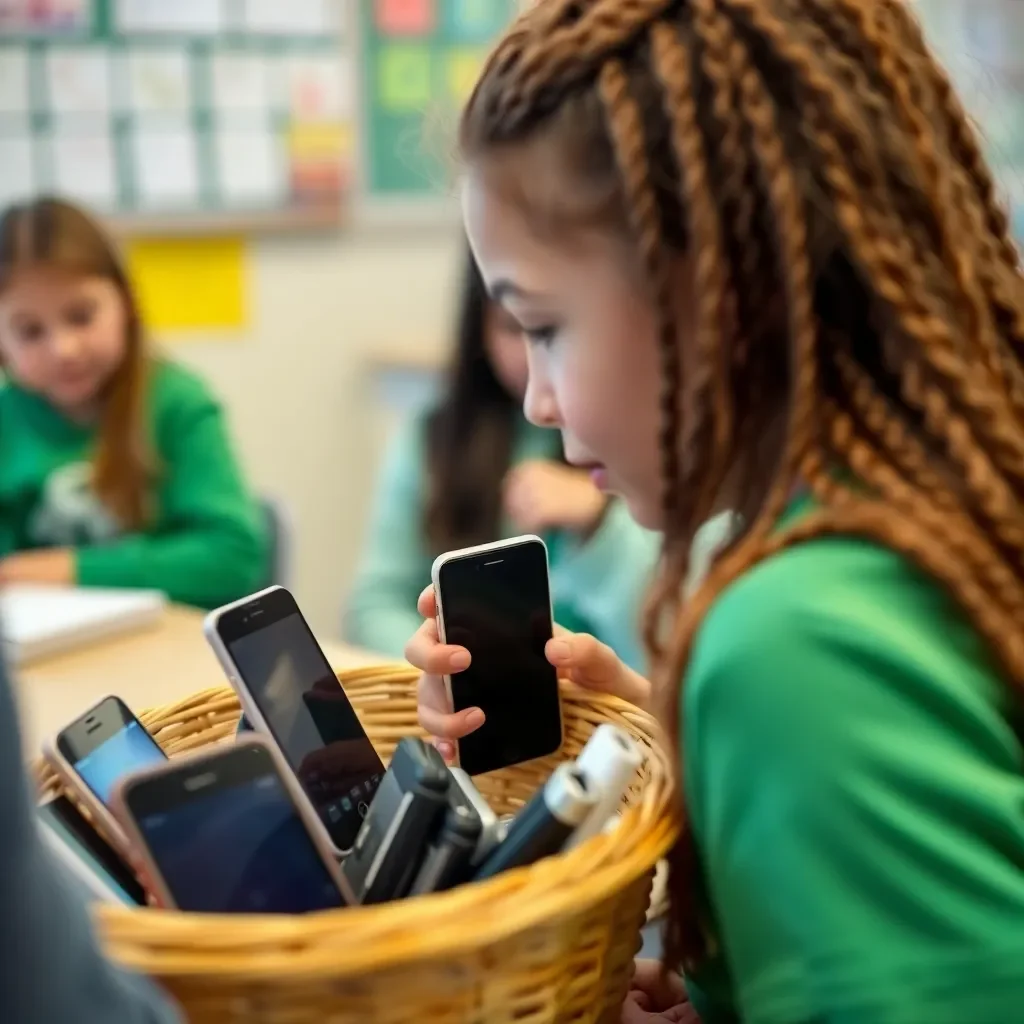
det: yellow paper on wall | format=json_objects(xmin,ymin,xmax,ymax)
[{"xmin": 125, "ymin": 236, "xmax": 248, "ymax": 332}]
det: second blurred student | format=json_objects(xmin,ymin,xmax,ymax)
[
  {"xmin": 0, "ymin": 198, "xmax": 267, "ymax": 608},
  {"xmin": 346, "ymin": 248, "xmax": 658, "ymax": 668}
]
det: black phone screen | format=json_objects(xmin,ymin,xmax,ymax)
[
  {"xmin": 126, "ymin": 744, "xmax": 345, "ymax": 914},
  {"xmin": 218, "ymin": 589, "xmax": 384, "ymax": 850},
  {"xmin": 438, "ymin": 540, "xmax": 562, "ymax": 775}
]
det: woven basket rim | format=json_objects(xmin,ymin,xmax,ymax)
[{"xmin": 68, "ymin": 670, "xmax": 679, "ymax": 981}]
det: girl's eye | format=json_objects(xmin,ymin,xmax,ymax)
[
  {"xmin": 14, "ymin": 320, "xmax": 44, "ymax": 343},
  {"xmin": 66, "ymin": 302, "xmax": 95, "ymax": 328},
  {"xmin": 523, "ymin": 325, "xmax": 559, "ymax": 347}
]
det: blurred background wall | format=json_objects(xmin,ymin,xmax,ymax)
[
  {"xmin": 171, "ymin": 230, "xmax": 461, "ymax": 635},
  {"xmin": 2, "ymin": 0, "xmax": 1022, "ymax": 637}
]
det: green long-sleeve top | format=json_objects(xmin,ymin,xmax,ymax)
[
  {"xmin": 345, "ymin": 412, "xmax": 660, "ymax": 670},
  {"xmin": 684, "ymin": 494, "xmax": 1024, "ymax": 1022},
  {"xmin": 0, "ymin": 359, "xmax": 267, "ymax": 609}
]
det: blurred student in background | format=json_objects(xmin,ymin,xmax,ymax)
[
  {"xmin": 346, "ymin": 246, "xmax": 658, "ymax": 668},
  {"xmin": 0, "ymin": 198, "xmax": 267, "ymax": 608}
]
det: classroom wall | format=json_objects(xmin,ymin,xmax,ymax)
[{"xmin": 169, "ymin": 227, "xmax": 463, "ymax": 638}]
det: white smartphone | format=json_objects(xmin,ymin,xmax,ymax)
[
  {"xmin": 431, "ymin": 534, "xmax": 563, "ymax": 776},
  {"xmin": 42, "ymin": 694, "xmax": 168, "ymax": 852},
  {"xmin": 204, "ymin": 586, "xmax": 385, "ymax": 856},
  {"xmin": 112, "ymin": 736, "xmax": 355, "ymax": 912}
]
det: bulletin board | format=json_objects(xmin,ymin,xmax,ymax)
[
  {"xmin": 0, "ymin": 0, "xmax": 354, "ymax": 234},
  {"xmin": 360, "ymin": 0, "xmax": 520, "ymax": 200}
]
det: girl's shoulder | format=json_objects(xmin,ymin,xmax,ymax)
[
  {"xmin": 686, "ymin": 526, "xmax": 1007, "ymax": 743},
  {"xmin": 146, "ymin": 358, "xmax": 219, "ymax": 410},
  {"xmin": 144, "ymin": 360, "xmax": 222, "ymax": 423}
]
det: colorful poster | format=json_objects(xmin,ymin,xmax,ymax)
[
  {"xmin": 46, "ymin": 47, "xmax": 112, "ymax": 116},
  {"xmin": 376, "ymin": 0, "xmax": 435, "ymax": 37},
  {"xmin": 447, "ymin": 0, "xmax": 506, "ymax": 41},
  {"xmin": 215, "ymin": 124, "xmax": 285, "ymax": 206},
  {"xmin": 124, "ymin": 48, "xmax": 191, "ymax": 117},
  {"xmin": 126, "ymin": 237, "xmax": 248, "ymax": 333},
  {"xmin": 114, "ymin": 0, "xmax": 225, "ymax": 35},
  {"xmin": 212, "ymin": 51, "xmax": 271, "ymax": 114},
  {"xmin": 283, "ymin": 53, "xmax": 353, "ymax": 122},
  {"xmin": 378, "ymin": 43, "xmax": 432, "ymax": 112},
  {"xmin": 287, "ymin": 122, "xmax": 352, "ymax": 202},
  {"xmin": 49, "ymin": 128, "xmax": 118, "ymax": 209},
  {"xmin": 0, "ymin": 0, "xmax": 90, "ymax": 33},
  {"xmin": 445, "ymin": 46, "xmax": 486, "ymax": 106},
  {"xmin": 131, "ymin": 125, "xmax": 201, "ymax": 209}
]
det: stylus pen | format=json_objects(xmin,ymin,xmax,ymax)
[
  {"xmin": 565, "ymin": 724, "xmax": 644, "ymax": 849},
  {"xmin": 472, "ymin": 763, "xmax": 597, "ymax": 882}
]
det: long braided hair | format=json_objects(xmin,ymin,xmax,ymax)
[{"xmin": 460, "ymin": 0, "xmax": 1024, "ymax": 967}]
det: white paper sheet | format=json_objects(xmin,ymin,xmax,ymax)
[
  {"xmin": 46, "ymin": 47, "xmax": 112, "ymax": 116},
  {"xmin": 211, "ymin": 51, "xmax": 271, "ymax": 114},
  {"xmin": 0, "ymin": 49, "xmax": 30, "ymax": 116},
  {"xmin": 242, "ymin": 0, "xmax": 337, "ymax": 36},
  {"xmin": 50, "ymin": 128, "xmax": 118, "ymax": 209},
  {"xmin": 123, "ymin": 47, "xmax": 191, "ymax": 117},
  {"xmin": 132, "ymin": 125, "xmax": 200, "ymax": 208},
  {"xmin": 0, "ymin": 133, "xmax": 35, "ymax": 206},
  {"xmin": 1, "ymin": 584, "xmax": 165, "ymax": 666},
  {"xmin": 114, "ymin": 0, "xmax": 224, "ymax": 34},
  {"xmin": 282, "ymin": 53, "xmax": 352, "ymax": 121},
  {"xmin": 214, "ymin": 123, "xmax": 284, "ymax": 205}
]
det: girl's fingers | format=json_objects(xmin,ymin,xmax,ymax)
[
  {"xmin": 405, "ymin": 620, "xmax": 471, "ymax": 676},
  {"xmin": 416, "ymin": 586, "xmax": 438, "ymax": 618},
  {"xmin": 418, "ymin": 704, "xmax": 485, "ymax": 741}
]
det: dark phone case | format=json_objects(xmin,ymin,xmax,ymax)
[
  {"xmin": 342, "ymin": 738, "xmax": 449, "ymax": 905},
  {"xmin": 408, "ymin": 802, "xmax": 481, "ymax": 896},
  {"xmin": 472, "ymin": 783, "xmax": 575, "ymax": 882}
]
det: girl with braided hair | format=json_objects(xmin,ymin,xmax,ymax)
[{"xmin": 405, "ymin": 1, "xmax": 1024, "ymax": 1019}]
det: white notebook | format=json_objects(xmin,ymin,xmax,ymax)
[{"xmin": 0, "ymin": 584, "xmax": 166, "ymax": 666}]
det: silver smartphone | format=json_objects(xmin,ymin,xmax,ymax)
[
  {"xmin": 112, "ymin": 736, "xmax": 355, "ymax": 912},
  {"xmin": 42, "ymin": 694, "xmax": 168, "ymax": 852},
  {"xmin": 431, "ymin": 535, "xmax": 563, "ymax": 776},
  {"xmin": 204, "ymin": 586, "xmax": 384, "ymax": 856}
]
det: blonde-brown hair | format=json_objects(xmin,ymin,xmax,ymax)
[
  {"xmin": 460, "ymin": 0, "xmax": 1024, "ymax": 966},
  {"xmin": 0, "ymin": 198, "xmax": 152, "ymax": 529}
]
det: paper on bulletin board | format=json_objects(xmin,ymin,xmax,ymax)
[{"xmin": 125, "ymin": 237, "xmax": 248, "ymax": 333}]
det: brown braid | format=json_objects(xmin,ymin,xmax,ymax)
[{"xmin": 459, "ymin": 0, "xmax": 1024, "ymax": 967}]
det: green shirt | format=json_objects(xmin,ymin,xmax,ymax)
[
  {"xmin": 345, "ymin": 411, "xmax": 660, "ymax": 669},
  {"xmin": 685, "ymin": 499, "xmax": 1024, "ymax": 1022},
  {"xmin": 0, "ymin": 360, "xmax": 267, "ymax": 609}
]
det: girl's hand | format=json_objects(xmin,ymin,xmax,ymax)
[
  {"xmin": 0, "ymin": 548, "xmax": 74, "ymax": 586},
  {"xmin": 622, "ymin": 960, "xmax": 699, "ymax": 1024},
  {"xmin": 503, "ymin": 459, "xmax": 607, "ymax": 535},
  {"xmin": 406, "ymin": 586, "xmax": 651, "ymax": 761}
]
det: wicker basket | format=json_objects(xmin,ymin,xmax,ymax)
[{"xmin": 39, "ymin": 664, "xmax": 678, "ymax": 1024}]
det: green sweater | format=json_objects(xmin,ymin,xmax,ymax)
[
  {"xmin": 345, "ymin": 413, "xmax": 660, "ymax": 670},
  {"xmin": 0, "ymin": 360, "xmax": 267, "ymax": 609},
  {"xmin": 685, "ymin": 496, "xmax": 1024, "ymax": 1022}
]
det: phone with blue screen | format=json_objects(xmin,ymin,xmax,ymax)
[
  {"xmin": 44, "ymin": 695, "xmax": 167, "ymax": 849},
  {"xmin": 113, "ymin": 736, "xmax": 354, "ymax": 912}
]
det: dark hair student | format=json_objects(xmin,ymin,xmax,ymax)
[{"xmin": 346, "ymin": 243, "xmax": 658, "ymax": 668}]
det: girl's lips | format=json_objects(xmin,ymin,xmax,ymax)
[{"xmin": 588, "ymin": 467, "xmax": 610, "ymax": 490}]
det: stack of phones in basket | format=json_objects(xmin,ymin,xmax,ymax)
[{"xmin": 42, "ymin": 576, "xmax": 644, "ymax": 916}]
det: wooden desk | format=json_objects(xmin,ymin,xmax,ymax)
[{"xmin": 14, "ymin": 605, "xmax": 381, "ymax": 755}]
